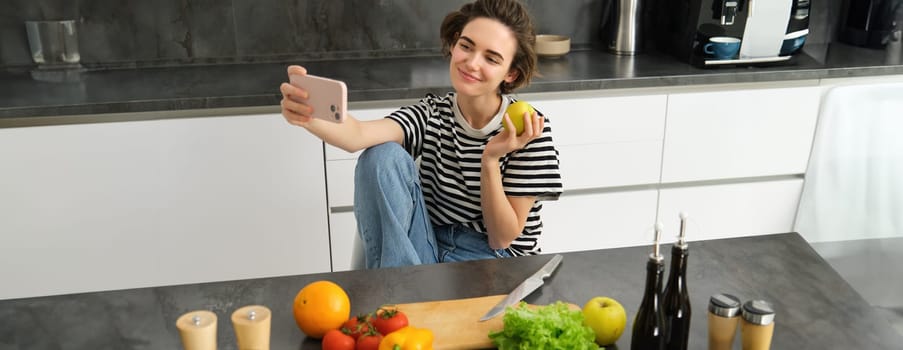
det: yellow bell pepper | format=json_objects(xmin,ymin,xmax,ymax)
[{"xmin": 378, "ymin": 326, "xmax": 434, "ymax": 350}]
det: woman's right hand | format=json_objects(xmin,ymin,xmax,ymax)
[
  {"xmin": 278, "ymin": 65, "xmax": 403, "ymax": 153},
  {"xmin": 280, "ymin": 65, "xmax": 314, "ymax": 127}
]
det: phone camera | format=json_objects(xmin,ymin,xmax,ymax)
[
  {"xmin": 330, "ymin": 104, "xmax": 336, "ymax": 112},
  {"xmin": 334, "ymin": 113, "xmax": 341, "ymax": 121}
]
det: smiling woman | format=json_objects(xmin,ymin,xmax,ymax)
[
  {"xmin": 278, "ymin": 0, "xmax": 562, "ymax": 269},
  {"xmin": 439, "ymin": 0, "xmax": 538, "ymax": 95},
  {"xmin": 446, "ymin": 17, "xmax": 520, "ymax": 122}
]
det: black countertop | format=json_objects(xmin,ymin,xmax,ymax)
[
  {"xmin": 0, "ymin": 232, "xmax": 900, "ymax": 349},
  {"xmin": 1, "ymin": 43, "xmax": 902, "ymax": 127}
]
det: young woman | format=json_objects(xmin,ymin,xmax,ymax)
[{"xmin": 279, "ymin": 0, "xmax": 561, "ymax": 268}]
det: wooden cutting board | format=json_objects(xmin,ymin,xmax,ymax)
[
  {"xmin": 388, "ymin": 295, "xmax": 580, "ymax": 350},
  {"xmin": 390, "ymin": 295, "xmax": 507, "ymax": 350}
]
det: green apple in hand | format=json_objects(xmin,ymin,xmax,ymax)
[
  {"xmin": 504, "ymin": 101, "xmax": 535, "ymax": 136},
  {"xmin": 582, "ymin": 296, "xmax": 627, "ymax": 346}
]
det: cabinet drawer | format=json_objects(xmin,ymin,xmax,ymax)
[
  {"xmin": 324, "ymin": 108, "xmax": 395, "ymax": 161},
  {"xmin": 540, "ymin": 190, "xmax": 660, "ymax": 252},
  {"xmin": 538, "ymin": 94, "xmax": 666, "ymax": 146},
  {"xmin": 538, "ymin": 94, "xmax": 666, "ymax": 189},
  {"xmin": 558, "ymin": 141, "xmax": 662, "ymax": 189},
  {"xmin": 329, "ymin": 211, "xmax": 358, "ymax": 272},
  {"xmin": 326, "ymin": 159, "xmax": 357, "ymax": 207},
  {"xmin": 657, "ymin": 179, "xmax": 804, "ymax": 241},
  {"xmin": 661, "ymin": 86, "xmax": 820, "ymax": 183}
]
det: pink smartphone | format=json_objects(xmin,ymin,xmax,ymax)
[{"xmin": 288, "ymin": 74, "xmax": 348, "ymax": 123}]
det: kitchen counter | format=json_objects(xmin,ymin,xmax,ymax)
[
  {"xmin": 1, "ymin": 232, "xmax": 899, "ymax": 349},
  {"xmin": 1, "ymin": 42, "xmax": 902, "ymax": 127}
]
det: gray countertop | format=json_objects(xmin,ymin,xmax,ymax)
[
  {"xmin": 1, "ymin": 42, "xmax": 902, "ymax": 127},
  {"xmin": 0, "ymin": 232, "xmax": 900, "ymax": 349}
]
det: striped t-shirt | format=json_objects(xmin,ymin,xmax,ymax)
[{"xmin": 387, "ymin": 92, "xmax": 562, "ymax": 256}]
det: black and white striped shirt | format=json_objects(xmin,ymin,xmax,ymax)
[{"xmin": 387, "ymin": 92, "xmax": 562, "ymax": 256}]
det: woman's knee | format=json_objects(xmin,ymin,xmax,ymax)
[{"xmin": 356, "ymin": 142, "xmax": 415, "ymax": 178}]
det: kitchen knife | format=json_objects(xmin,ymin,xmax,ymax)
[{"xmin": 479, "ymin": 254, "xmax": 563, "ymax": 321}]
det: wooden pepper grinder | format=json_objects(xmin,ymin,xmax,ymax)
[{"xmin": 231, "ymin": 305, "xmax": 271, "ymax": 350}]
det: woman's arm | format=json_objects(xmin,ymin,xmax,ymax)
[
  {"xmin": 480, "ymin": 110, "xmax": 545, "ymax": 249},
  {"xmin": 480, "ymin": 157, "xmax": 537, "ymax": 249},
  {"xmin": 280, "ymin": 65, "xmax": 403, "ymax": 152}
]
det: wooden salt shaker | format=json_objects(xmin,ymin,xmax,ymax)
[{"xmin": 176, "ymin": 310, "xmax": 217, "ymax": 350}]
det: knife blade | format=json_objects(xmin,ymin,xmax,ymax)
[{"xmin": 479, "ymin": 254, "xmax": 563, "ymax": 321}]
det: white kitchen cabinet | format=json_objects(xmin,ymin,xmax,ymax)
[
  {"xmin": 0, "ymin": 113, "xmax": 330, "ymax": 300},
  {"xmin": 532, "ymin": 94, "xmax": 667, "ymax": 189},
  {"xmin": 661, "ymin": 86, "xmax": 820, "ymax": 183},
  {"xmin": 328, "ymin": 86, "xmax": 821, "ymax": 260},
  {"xmin": 329, "ymin": 211, "xmax": 358, "ymax": 271},
  {"xmin": 326, "ymin": 160, "xmax": 358, "ymax": 207},
  {"xmin": 540, "ymin": 190, "xmax": 660, "ymax": 253},
  {"xmin": 528, "ymin": 94, "xmax": 667, "ymax": 253},
  {"xmin": 657, "ymin": 178, "xmax": 805, "ymax": 241}
]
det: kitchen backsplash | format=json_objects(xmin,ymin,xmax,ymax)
[{"xmin": 1, "ymin": 0, "xmax": 839, "ymax": 71}]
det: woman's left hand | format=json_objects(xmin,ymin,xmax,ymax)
[{"xmin": 483, "ymin": 110, "xmax": 544, "ymax": 160}]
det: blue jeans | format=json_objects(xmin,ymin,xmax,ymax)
[{"xmin": 353, "ymin": 142, "xmax": 510, "ymax": 268}]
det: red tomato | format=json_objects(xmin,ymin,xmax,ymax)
[
  {"xmin": 321, "ymin": 329, "xmax": 355, "ymax": 350},
  {"xmin": 372, "ymin": 308, "xmax": 409, "ymax": 335},
  {"xmin": 355, "ymin": 332, "xmax": 383, "ymax": 350},
  {"xmin": 341, "ymin": 315, "xmax": 372, "ymax": 340}
]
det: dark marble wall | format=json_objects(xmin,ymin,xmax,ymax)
[{"xmin": 0, "ymin": 0, "xmax": 839, "ymax": 70}]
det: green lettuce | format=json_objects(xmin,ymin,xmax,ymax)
[{"xmin": 489, "ymin": 301, "xmax": 598, "ymax": 350}]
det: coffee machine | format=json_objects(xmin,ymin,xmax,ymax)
[{"xmin": 652, "ymin": 0, "xmax": 811, "ymax": 67}]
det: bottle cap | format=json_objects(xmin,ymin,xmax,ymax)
[
  {"xmin": 650, "ymin": 222, "xmax": 664, "ymax": 262},
  {"xmin": 676, "ymin": 212, "xmax": 689, "ymax": 249},
  {"xmin": 742, "ymin": 300, "xmax": 776, "ymax": 325},
  {"xmin": 708, "ymin": 293, "xmax": 741, "ymax": 317}
]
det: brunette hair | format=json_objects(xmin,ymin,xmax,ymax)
[{"xmin": 439, "ymin": 0, "xmax": 537, "ymax": 94}]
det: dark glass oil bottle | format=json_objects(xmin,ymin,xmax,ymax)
[
  {"xmin": 663, "ymin": 213, "xmax": 691, "ymax": 350},
  {"xmin": 631, "ymin": 223, "xmax": 665, "ymax": 350}
]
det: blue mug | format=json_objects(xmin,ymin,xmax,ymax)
[
  {"xmin": 780, "ymin": 33, "xmax": 808, "ymax": 56},
  {"xmin": 704, "ymin": 37, "xmax": 741, "ymax": 60}
]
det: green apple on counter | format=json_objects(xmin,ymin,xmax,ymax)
[
  {"xmin": 504, "ymin": 101, "xmax": 535, "ymax": 136},
  {"xmin": 582, "ymin": 296, "xmax": 627, "ymax": 346}
]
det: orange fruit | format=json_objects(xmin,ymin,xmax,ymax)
[{"xmin": 292, "ymin": 280, "xmax": 351, "ymax": 339}]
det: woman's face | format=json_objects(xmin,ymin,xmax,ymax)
[{"xmin": 449, "ymin": 17, "xmax": 518, "ymax": 98}]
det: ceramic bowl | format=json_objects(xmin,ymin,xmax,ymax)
[{"xmin": 536, "ymin": 34, "xmax": 571, "ymax": 58}]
